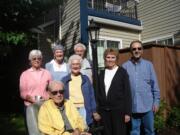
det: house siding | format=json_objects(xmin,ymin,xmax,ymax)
[
  {"xmin": 138, "ymin": 0, "xmax": 180, "ymax": 41},
  {"xmin": 100, "ymin": 27, "xmax": 140, "ymax": 48},
  {"xmin": 61, "ymin": 0, "xmax": 81, "ymax": 54},
  {"xmin": 61, "ymin": 0, "xmax": 141, "ymax": 54}
]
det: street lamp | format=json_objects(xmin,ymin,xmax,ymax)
[{"xmin": 87, "ymin": 19, "xmax": 100, "ymax": 96}]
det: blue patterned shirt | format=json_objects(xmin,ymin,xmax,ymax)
[{"xmin": 122, "ymin": 58, "xmax": 160, "ymax": 113}]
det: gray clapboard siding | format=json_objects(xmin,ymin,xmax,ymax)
[
  {"xmin": 138, "ymin": 0, "xmax": 180, "ymax": 41},
  {"xmin": 61, "ymin": 0, "xmax": 81, "ymax": 49},
  {"xmin": 100, "ymin": 27, "xmax": 140, "ymax": 48}
]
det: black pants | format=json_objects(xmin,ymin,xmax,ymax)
[
  {"xmin": 100, "ymin": 109, "xmax": 126, "ymax": 135},
  {"xmin": 88, "ymin": 121, "xmax": 103, "ymax": 135}
]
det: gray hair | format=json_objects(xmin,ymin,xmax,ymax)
[
  {"xmin": 74, "ymin": 43, "xmax": 86, "ymax": 51},
  {"xmin": 68, "ymin": 54, "xmax": 82, "ymax": 66},
  {"xmin": 47, "ymin": 80, "xmax": 64, "ymax": 91},
  {"xmin": 52, "ymin": 43, "xmax": 64, "ymax": 53},
  {"xmin": 28, "ymin": 50, "xmax": 42, "ymax": 60}
]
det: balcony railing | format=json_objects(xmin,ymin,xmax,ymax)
[{"xmin": 88, "ymin": 0, "xmax": 138, "ymax": 19}]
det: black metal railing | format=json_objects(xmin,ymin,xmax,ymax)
[{"xmin": 87, "ymin": 0, "xmax": 138, "ymax": 19}]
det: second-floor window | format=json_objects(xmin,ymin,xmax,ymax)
[{"xmin": 88, "ymin": 0, "xmax": 137, "ymax": 19}]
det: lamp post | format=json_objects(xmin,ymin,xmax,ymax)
[{"xmin": 87, "ymin": 19, "xmax": 100, "ymax": 96}]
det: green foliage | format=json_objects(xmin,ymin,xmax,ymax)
[
  {"xmin": 0, "ymin": 0, "xmax": 62, "ymax": 31},
  {"xmin": 0, "ymin": 32, "xmax": 27, "ymax": 45},
  {"xmin": 154, "ymin": 100, "xmax": 180, "ymax": 133},
  {"xmin": 154, "ymin": 100, "xmax": 168, "ymax": 132},
  {"xmin": 167, "ymin": 106, "xmax": 180, "ymax": 128},
  {"xmin": 154, "ymin": 115, "xmax": 166, "ymax": 132},
  {"xmin": 10, "ymin": 114, "xmax": 25, "ymax": 132},
  {"xmin": 0, "ymin": 113, "xmax": 25, "ymax": 135}
]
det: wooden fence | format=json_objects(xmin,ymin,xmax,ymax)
[{"xmin": 118, "ymin": 44, "xmax": 180, "ymax": 106}]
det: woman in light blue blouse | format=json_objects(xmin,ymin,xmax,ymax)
[{"xmin": 45, "ymin": 43, "xmax": 70, "ymax": 81}]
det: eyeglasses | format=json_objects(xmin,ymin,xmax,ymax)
[
  {"xmin": 132, "ymin": 47, "xmax": 142, "ymax": 51},
  {"xmin": 32, "ymin": 57, "xmax": 42, "ymax": 61},
  {"xmin": 51, "ymin": 90, "xmax": 64, "ymax": 95}
]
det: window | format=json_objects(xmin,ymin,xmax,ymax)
[
  {"xmin": 143, "ymin": 36, "xmax": 174, "ymax": 46},
  {"xmin": 96, "ymin": 37, "xmax": 122, "ymax": 67},
  {"xmin": 156, "ymin": 38, "xmax": 173, "ymax": 45},
  {"xmin": 105, "ymin": 2, "xmax": 122, "ymax": 13}
]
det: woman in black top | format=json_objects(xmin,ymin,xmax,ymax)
[{"xmin": 97, "ymin": 48, "xmax": 132, "ymax": 135}]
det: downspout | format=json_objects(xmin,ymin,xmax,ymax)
[{"xmin": 80, "ymin": 0, "xmax": 89, "ymax": 46}]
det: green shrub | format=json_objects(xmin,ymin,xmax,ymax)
[
  {"xmin": 167, "ymin": 106, "xmax": 180, "ymax": 128},
  {"xmin": 154, "ymin": 100, "xmax": 168, "ymax": 132},
  {"xmin": 0, "ymin": 32, "xmax": 27, "ymax": 45},
  {"xmin": 10, "ymin": 114, "xmax": 26, "ymax": 132},
  {"xmin": 0, "ymin": 113, "xmax": 26, "ymax": 135}
]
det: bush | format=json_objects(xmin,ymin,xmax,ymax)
[
  {"xmin": 0, "ymin": 113, "xmax": 26, "ymax": 135},
  {"xmin": 167, "ymin": 106, "xmax": 180, "ymax": 128},
  {"xmin": 0, "ymin": 32, "xmax": 27, "ymax": 45},
  {"xmin": 154, "ymin": 100, "xmax": 168, "ymax": 133}
]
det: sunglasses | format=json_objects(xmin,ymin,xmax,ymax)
[
  {"xmin": 132, "ymin": 47, "xmax": 142, "ymax": 51},
  {"xmin": 32, "ymin": 57, "xmax": 42, "ymax": 61},
  {"xmin": 51, "ymin": 90, "xmax": 64, "ymax": 95}
]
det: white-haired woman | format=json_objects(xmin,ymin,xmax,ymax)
[
  {"xmin": 46, "ymin": 43, "xmax": 70, "ymax": 81},
  {"xmin": 19, "ymin": 49, "xmax": 52, "ymax": 106},
  {"xmin": 62, "ymin": 54, "xmax": 100, "ymax": 127},
  {"xmin": 74, "ymin": 43, "xmax": 92, "ymax": 82},
  {"xmin": 19, "ymin": 49, "xmax": 52, "ymax": 133}
]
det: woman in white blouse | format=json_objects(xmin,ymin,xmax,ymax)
[{"xmin": 45, "ymin": 43, "xmax": 70, "ymax": 81}]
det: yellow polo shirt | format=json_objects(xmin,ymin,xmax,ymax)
[{"xmin": 69, "ymin": 75, "xmax": 84, "ymax": 107}]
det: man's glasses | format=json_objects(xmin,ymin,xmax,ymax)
[
  {"xmin": 32, "ymin": 57, "xmax": 42, "ymax": 61},
  {"xmin": 132, "ymin": 47, "xmax": 142, "ymax": 51},
  {"xmin": 51, "ymin": 90, "xmax": 64, "ymax": 95}
]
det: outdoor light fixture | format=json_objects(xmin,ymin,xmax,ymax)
[
  {"xmin": 87, "ymin": 19, "xmax": 100, "ymax": 97},
  {"xmin": 88, "ymin": 19, "xmax": 100, "ymax": 44}
]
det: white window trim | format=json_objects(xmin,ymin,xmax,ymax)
[
  {"xmin": 88, "ymin": 36, "xmax": 122, "ymax": 66},
  {"xmin": 88, "ymin": 16, "xmax": 143, "ymax": 31},
  {"xmin": 99, "ymin": 36, "xmax": 123, "ymax": 49}
]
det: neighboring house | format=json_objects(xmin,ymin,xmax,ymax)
[
  {"xmin": 60, "ymin": 0, "xmax": 142, "ymax": 67},
  {"xmin": 137, "ymin": 0, "xmax": 180, "ymax": 45}
]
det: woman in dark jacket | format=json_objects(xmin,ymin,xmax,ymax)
[{"xmin": 97, "ymin": 48, "xmax": 132, "ymax": 135}]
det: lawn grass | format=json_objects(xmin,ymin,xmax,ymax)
[{"xmin": 0, "ymin": 113, "xmax": 26, "ymax": 135}]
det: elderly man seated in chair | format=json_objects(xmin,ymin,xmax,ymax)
[{"xmin": 38, "ymin": 80, "xmax": 90, "ymax": 135}]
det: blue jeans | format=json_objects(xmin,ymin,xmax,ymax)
[{"xmin": 130, "ymin": 111, "xmax": 155, "ymax": 135}]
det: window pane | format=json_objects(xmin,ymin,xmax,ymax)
[
  {"xmin": 157, "ymin": 38, "xmax": 173, "ymax": 45},
  {"xmin": 167, "ymin": 38, "xmax": 173, "ymax": 45},
  {"xmin": 95, "ymin": 39, "xmax": 121, "ymax": 68},
  {"xmin": 107, "ymin": 40, "xmax": 119, "ymax": 49},
  {"xmin": 97, "ymin": 40, "xmax": 105, "ymax": 67}
]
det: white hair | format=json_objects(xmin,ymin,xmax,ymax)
[
  {"xmin": 68, "ymin": 54, "xmax": 82, "ymax": 66},
  {"xmin": 28, "ymin": 49, "xmax": 42, "ymax": 60},
  {"xmin": 74, "ymin": 43, "xmax": 86, "ymax": 51},
  {"xmin": 47, "ymin": 80, "xmax": 64, "ymax": 91},
  {"xmin": 52, "ymin": 43, "xmax": 64, "ymax": 53}
]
